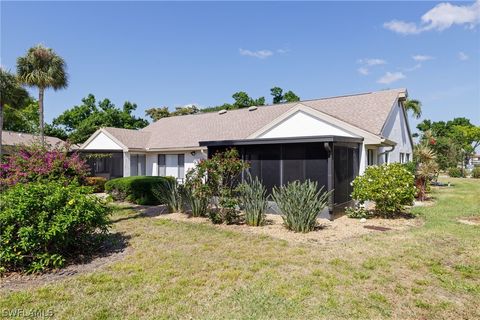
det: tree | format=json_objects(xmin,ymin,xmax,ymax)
[
  {"xmin": 270, "ymin": 87, "xmax": 300, "ymax": 104},
  {"xmin": 404, "ymin": 99, "xmax": 422, "ymax": 119},
  {"xmin": 0, "ymin": 68, "xmax": 30, "ymax": 160},
  {"xmin": 145, "ymin": 105, "xmax": 200, "ymax": 122},
  {"xmin": 3, "ymin": 98, "xmax": 39, "ymax": 134},
  {"xmin": 16, "ymin": 44, "xmax": 68, "ymax": 146},
  {"xmin": 51, "ymin": 94, "xmax": 149, "ymax": 143},
  {"xmin": 232, "ymin": 92, "xmax": 265, "ymax": 109}
]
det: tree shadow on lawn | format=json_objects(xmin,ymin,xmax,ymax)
[
  {"xmin": 0, "ymin": 231, "xmax": 132, "ymax": 291},
  {"xmin": 110, "ymin": 204, "xmax": 168, "ymax": 223}
]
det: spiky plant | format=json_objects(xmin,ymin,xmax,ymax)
[
  {"xmin": 239, "ymin": 174, "xmax": 269, "ymax": 226},
  {"xmin": 182, "ymin": 185, "xmax": 209, "ymax": 217},
  {"xmin": 414, "ymin": 144, "xmax": 439, "ymax": 200},
  {"xmin": 153, "ymin": 179, "xmax": 182, "ymax": 213},
  {"xmin": 272, "ymin": 180, "xmax": 331, "ymax": 233}
]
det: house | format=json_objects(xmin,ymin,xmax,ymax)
[
  {"xmin": 79, "ymin": 88, "xmax": 414, "ymax": 216},
  {"xmin": 1, "ymin": 130, "xmax": 67, "ymax": 155}
]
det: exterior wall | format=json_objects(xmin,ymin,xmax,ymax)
[
  {"xmin": 258, "ymin": 110, "xmax": 357, "ymax": 139},
  {"xmin": 142, "ymin": 150, "xmax": 207, "ymax": 178},
  {"xmin": 83, "ymin": 132, "xmax": 123, "ymax": 150},
  {"xmin": 123, "ymin": 152, "xmax": 131, "ymax": 177},
  {"xmin": 379, "ymin": 100, "xmax": 413, "ymax": 164}
]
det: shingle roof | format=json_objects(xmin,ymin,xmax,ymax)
[
  {"xmin": 94, "ymin": 88, "xmax": 406, "ymax": 150},
  {"xmin": 1, "ymin": 130, "xmax": 65, "ymax": 148}
]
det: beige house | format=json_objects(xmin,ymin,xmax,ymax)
[{"xmin": 80, "ymin": 88, "xmax": 414, "ymax": 215}]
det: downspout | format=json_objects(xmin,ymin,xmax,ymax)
[{"xmin": 377, "ymin": 144, "xmax": 395, "ymax": 162}]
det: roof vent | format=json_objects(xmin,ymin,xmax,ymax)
[
  {"xmin": 248, "ymin": 106, "xmax": 258, "ymax": 111},
  {"xmin": 218, "ymin": 109, "xmax": 227, "ymax": 115}
]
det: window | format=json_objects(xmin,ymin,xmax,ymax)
[
  {"xmin": 130, "ymin": 154, "xmax": 146, "ymax": 176},
  {"xmin": 406, "ymin": 153, "xmax": 410, "ymax": 162},
  {"xmin": 367, "ymin": 149, "xmax": 374, "ymax": 166},
  {"xmin": 157, "ymin": 154, "xmax": 185, "ymax": 181},
  {"xmin": 400, "ymin": 153, "xmax": 405, "ymax": 163},
  {"xmin": 158, "ymin": 154, "xmax": 166, "ymax": 176}
]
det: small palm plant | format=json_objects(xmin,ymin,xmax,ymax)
[
  {"xmin": 414, "ymin": 144, "xmax": 439, "ymax": 201},
  {"xmin": 239, "ymin": 174, "xmax": 269, "ymax": 226},
  {"xmin": 272, "ymin": 180, "xmax": 331, "ymax": 233}
]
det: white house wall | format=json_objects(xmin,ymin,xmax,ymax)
[
  {"xmin": 257, "ymin": 110, "xmax": 357, "ymax": 139},
  {"xmin": 83, "ymin": 132, "xmax": 123, "ymax": 150},
  {"xmin": 379, "ymin": 101, "xmax": 413, "ymax": 164},
  {"xmin": 144, "ymin": 151, "xmax": 207, "ymax": 178}
]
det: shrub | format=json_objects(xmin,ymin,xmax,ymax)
[
  {"xmin": 239, "ymin": 174, "xmax": 269, "ymax": 226},
  {"xmin": 84, "ymin": 177, "xmax": 107, "ymax": 193},
  {"xmin": 185, "ymin": 148, "xmax": 248, "ymax": 223},
  {"xmin": 448, "ymin": 167, "xmax": 465, "ymax": 178},
  {"xmin": 0, "ymin": 181, "xmax": 111, "ymax": 273},
  {"xmin": 345, "ymin": 206, "xmax": 373, "ymax": 219},
  {"xmin": 153, "ymin": 179, "xmax": 183, "ymax": 213},
  {"xmin": 472, "ymin": 167, "xmax": 480, "ymax": 179},
  {"xmin": 0, "ymin": 144, "xmax": 89, "ymax": 188},
  {"xmin": 351, "ymin": 163, "xmax": 415, "ymax": 216},
  {"xmin": 105, "ymin": 176, "xmax": 174, "ymax": 205},
  {"xmin": 272, "ymin": 180, "xmax": 331, "ymax": 233},
  {"xmin": 182, "ymin": 185, "xmax": 209, "ymax": 217}
]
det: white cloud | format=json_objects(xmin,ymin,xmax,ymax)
[
  {"xmin": 412, "ymin": 55, "xmax": 434, "ymax": 61},
  {"xmin": 404, "ymin": 63, "xmax": 422, "ymax": 72},
  {"xmin": 377, "ymin": 72, "xmax": 406, "ymax": 84},
  {"xmin": 239, "ymin": 48, "xmax": 273, "ymax": 59},
  {"xmin": 384, "ymin": 0, "xmax": 480, "ymax": 34},
  {"xmin": 458, "ymin": 51, "xmax": 469, "ymax": 60},
  {"xmin": 357, "ymin": 67, "xmax": 369, "ymax": 75},
  {"xmin": 358, "ymin": 58, "xmax": 387, "ymax": 66},
  {"xmin": 276, "ymin": 49, "xmax": 289, "ymax": 54}
]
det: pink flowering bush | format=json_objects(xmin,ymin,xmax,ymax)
[{"xmin": 0, "ymin": 144, "xmax": 89, "ymax": 188}]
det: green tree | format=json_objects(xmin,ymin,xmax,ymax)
[
  {"xmin": 16, "ymin": 44, "xmax": 68, "ymax": 146},
  {"xmin": 0, "ymin": 68, "xmax": 30, "ymax": 159},
  {"xmin": 231, "ymin": 92, "xmax": 265, "ymax": 109},
  {"xmin": 51, "ymin": 94, "xmax": 149, "ymax": 143},
  {"xmin": 3, "ymin": 98, "xmax": 39, "ymax": 133},
  {"xmin": 270, "ymin": 87, "xmax": 300, "ymax": 104},
  {"xmin": 146, "ymin": 107, "xmax": 170, "ymax": 121},
  {"xmin": 404, "ymin": 99, "xmax": 422, "ymax": 119}
]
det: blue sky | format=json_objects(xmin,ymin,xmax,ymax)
[{"xmin": 1, "ymin": 1, "xmax": 479, "ymax": 131}]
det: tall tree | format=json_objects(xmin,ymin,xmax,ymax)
[
  {"xmin": 0, "ymin": 68, "xmax": 29, "ymax": 160},
  {"xmin": 16, "ymin": 44, "xmax": 68, "ymax": 145},
  {"xmin": 270, "ymin": 87, "xmax": 300, "ymax": 104},
  {"xmin": 51, "ymin": 94, "xmax": 149, "ymax": 143},
  {"xmin": 404, "ymin": 99, "xmax": 422, "ymax": 119},
  {"xmin": 146, "ymin": 107, "xmax": 171, "ymax": 121}
]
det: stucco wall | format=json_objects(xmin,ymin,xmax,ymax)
[{"xmin": 378, "ymin": 100, "xmax": 413, "ymax": 164}]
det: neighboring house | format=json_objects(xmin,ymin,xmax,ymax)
[
  {"xmin": 79, "ymin": 88, "xmax": 414, "ymax": 216},
  {"xmin": 1, "ymin": 130, "xmax": 66, "ymax": 155}
]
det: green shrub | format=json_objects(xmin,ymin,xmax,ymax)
[
  {"xmin": 448, "ymin": 167, "xmax": 465, "ymax": 178},
  {"xmin": 272, "ymin": 180, "xmax": 331, "ymax": 233},
  {"xmin": 84, "ymin": 176, "xmax": 107, "ymax": 193},
  {"xmin": 402, "ymin": 161, "xmax": 417, "ymax": 176},
  {"xmin": 239, "ymin": 175, "xmax": 269, "ymax": 226},
  {"xmin": 182, "ymin": 185, "xmax": 209, "ymax": 217},
  {"xmin": 351, "ymin": 163, "xmax": 415, "ymax": 216},
  {"xmin": 105, "ymin": 176, "xmax": 174, "ymax": 205},
  {"xmin": 0, "ymin": 181, "xmax": 111, "ymax": 273},
  {"xmin": 472, "ymin": 167, "xmax": 480, "ymax": 179},
  {"xmin": 153, "ymin": 179, "xmax": 183, "ymax": 213},
  {"xmin": 345, "ymin": 206, "xmax": 373, "ymax": 219}
]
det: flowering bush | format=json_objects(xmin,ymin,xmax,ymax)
[
  {"xmin": 0, "ymin": 181, "xmax": 111, "ymax": 273},
  {"xmin": 0, "ymin": 144, "xmax": 89, "ymax": 188},
  {"xmin": 351, "ymin": 163, "xmax": 416, "ymax": 216}
]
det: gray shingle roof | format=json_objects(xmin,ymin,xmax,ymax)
[
  {"xmin": 95, "ymin": 88, "xmax": 406, "ymax": 150},
  {"xmin": 1, "ymin": 130, "xmax": 65, "ymax": 148}
]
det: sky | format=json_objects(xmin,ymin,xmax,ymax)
[{"xmin": 1, "ymin": 1, "xmax": 479, "ymax": 132}]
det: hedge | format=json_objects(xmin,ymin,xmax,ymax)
[{"xmin": 105, "ymin": 176, "xmax": 175, "ymax": 205}]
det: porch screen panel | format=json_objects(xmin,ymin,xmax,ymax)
[
  {"xmin": 111, "ymin": 153, "xmax": 123, "ymax": 178},
  {"xmin": 138, "ymin": 154, "xmax": 146, "ymax": 176},
  {"xmin": 305, "ymin": 143, "xmax": 329, "ymax": 191},
  {"xmin": 334, "ymin": 145, "xmax": 359, "ymax": 205},
  {"xmin": 244, "ymin": 145, "xmax": 281, "ymax": 194},
  {"xmin": 130, "ymin": 154, "xmax": 138, "ymax": 176},
  {"xmin": 283, "ymin": 144, "xmax": 304, "ymax": 185}
]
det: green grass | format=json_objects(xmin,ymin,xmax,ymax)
[{"xmin": 1, "ymin": 178, "xmax": 479, "ymax": 319}]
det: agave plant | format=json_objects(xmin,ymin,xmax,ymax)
[
  {"xmin": 182, "ymin": 185, "xmax": 209, "ymax": 217},
  {"xmin": 239, "ymin": 174, "xmax": 269, "ymax": 226},
  {"xmin": 272, "ymin": 180, "xmax": 331, "ymax": 233},
  {"xmin": 153, "ymin": 179, "xmax": 182, "ymax": 213}
]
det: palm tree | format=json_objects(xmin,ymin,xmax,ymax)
[
  {"xmin": 16, "ymin": 44, "xmax": 68, "ymax": 145},
  {"xmin": 404, "ymin": 99, "xmax": 422, "ymax": 119},
  {"xmin": 0, "ymin": 68, "xmax": 29, "ymax": 160}
]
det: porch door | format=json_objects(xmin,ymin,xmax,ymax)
[{"xmin": 165, "ymin": 154, "xmax": 178, "ymax": 178}]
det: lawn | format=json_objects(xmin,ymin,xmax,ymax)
[{"xmin": 1, "ymin": 178, "xmax": 479, "ymax": 319}]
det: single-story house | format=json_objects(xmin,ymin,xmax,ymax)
[
  {"xmin": 1, "ymin": 130, "xmax": 67, "ymax": 155},
  {"xmin": 79, "ymin": 88, "xmax": 414, "ymax": 216}
]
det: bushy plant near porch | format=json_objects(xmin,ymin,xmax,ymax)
[
  {"xmin": 105, "ymin": 176, "xmax": 174, "ymax": 205},
  {"xmin": 351, "ymin": 163, "xmax": 415, "ymax": 217},
  {"xmin": 272, "ymin": 180, "xmax": 331, "ymax": 233},
  {"xmin": 0, "ymin": 181, "xmax": 111, "ymax": 273}
]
